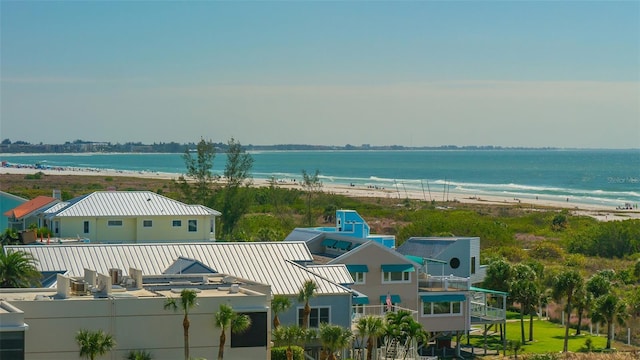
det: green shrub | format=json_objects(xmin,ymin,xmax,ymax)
[
  {"xmin": 529, "ymin": 241, "xmax": 565, "ymax": 260},
  {"xmin": 24, "ymin": 172, "xmax": 44, "ymax": 180},
  {"xmin": 271, "ymin": 346, "xmax": 304, "ymax": 360}
]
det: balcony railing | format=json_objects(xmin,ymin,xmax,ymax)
[
  {"xmin": 352, "ymin": 304, "xmax": 418, "ymax": 324},
  {"xmin": 418, "ymin": 275, "xmax": 471, "ymax": 292}
]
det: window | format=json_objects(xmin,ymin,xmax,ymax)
[
  {"xmin": 172, "ymin": 220, "xmax": 182, "ymax": 227},
  {"xmin": 83, "ymin": 221, "xmax": 89, "ymax": 234},
  {"xmin": 231, "ymin": 312, "xmax": 267, "ymax": 348},
  {"xmin": 353, "ymin": 304, "xmax": 365, "ymax": 318},
  {"xmin": 351, "ymin": 272, "xmax": 366, "ymax": 284},
  {"xmin": 422, "ymin": 301, "xmax": 463, "ymax": 316},
  {"xmin": 143, "ymin": 220, "xmax": 153, "ymax": 227},
  {"xmin": 382, "ymin": 271, "xmax": 410, "ymax": 283},
  {"xmin": 0, "ymin": 331, "xmax": 25, "ymax": 360},
  {"xmin": 107, "ymin": 220, "xmax": 123, "ymax": 226},
  {"xmin": 298, "ymin": 307, "xmax": 330, "ymax": 328},
  {"xmin": 471, "ymin": 256, "xmax": 476, "ymax": 274},
  {"xmin": 188, "ymin": 220, "xmax": 197, "ymax": 232}
]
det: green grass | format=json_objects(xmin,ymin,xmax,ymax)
[{"xmin": 465, "ymin": 319, "xmax": 614, "ymax": 355}]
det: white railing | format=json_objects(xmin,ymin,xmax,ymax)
[
  {"xmin": 470, "ymin": 301, "xmax": 505, "ymax": 321},
  {"xmin": 352, "ymin": 304, "xmax": 419, "ymax": 323},
  {"xmin": 418, "ymin": 275, "xmax": 471, "ymax": 291}
]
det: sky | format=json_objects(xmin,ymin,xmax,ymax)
[{"xmin": 1, "ymin": 1, "xmax": 639, "ymax": 148}]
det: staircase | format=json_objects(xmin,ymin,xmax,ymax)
[{"xmin": 384, "ymin": 338, "xmax": 399, "ymax": 359}]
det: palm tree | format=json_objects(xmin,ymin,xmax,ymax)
[
  {"xmin": 0, "ymin": 249, "xmax": 41, "ymax": 288},
  {"xmin": 318, "ymin": 323, "xmax": 353, "ymax": 360},
  {"xmin": 510, "ymin": 264, "xmax": 537, "ymax": 343},
  {"xmin": 591, "ymin": 293, "xmax": 629, "ymax": 349},
  {"xmin": 75, "ymin": 329, "xmax": 115, "ymax": 360},
  {"xmin": 163, "ymin": 289, "xmax": 198, "ymax": 360},
  {"xmin": 297, "ymin": 280, "xmax": 317, "ymax": 329},
  {"xmin": 272, "ymin": 294, "xmax": 292, "ymax": 329},
  {"xmin": 552, "ymin": 269, "xmax": 583, "ymax": 352},
  {"xmin": 356, "ymin": 315, "xmax": 385, "ymax": 360},
  {"xmin": 272, "ymin": 325, "xmax": 306, "ymax": 360},
  {"xmin": 214, "ymin": 303, "xmax": 252, "ymax": 360}
]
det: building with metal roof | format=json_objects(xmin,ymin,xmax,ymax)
[
  {"xmin": 41, "ymin": 191, "xmax": 221, "ymax": 242},
  {"xmin": 6, "ymin": 241, "xmax": 354, "ymax": 329}
]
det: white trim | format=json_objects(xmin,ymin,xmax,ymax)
[
  {"xmin": 297, "ymin": 306, "xmax": 331, "ymax": 328},
  {"xmin": 381, "ymin": 271, "xmax": 411, "ymax": 284}
]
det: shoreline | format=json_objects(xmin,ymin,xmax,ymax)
[{"xmin": 2, "ymin": 166, "xmax": 639, "ymax": 222}]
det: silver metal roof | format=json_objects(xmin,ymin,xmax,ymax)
[
  {"xmin": 47, "ymin": 191, "xmax": 221, "ymax": 217},
  {"xmin": 306, "ymin": 264, "xmax": 354, "ymax": 286},
  {"xmin": 6, "ymin": 242, "xmax": 350, "ymax": 296}
]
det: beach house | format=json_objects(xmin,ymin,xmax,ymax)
[
  {"xmin": 3, "ymin": 194, "xmax": 60, "ymax": 233},
  {"xmin": 0, "ymin": 268, "xmax": 271, "ymax": 360},
  {"xmin": 41, "ymin": 191, "xmax": 221, "ymax": 242}
]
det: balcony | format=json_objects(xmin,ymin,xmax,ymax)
[{"xmin": 418, "ymin": 274, "xmax": 471, "ymax": 292}]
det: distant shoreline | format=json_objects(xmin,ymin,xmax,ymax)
[{"xmin": 2, "ymin": 165, "xmax": 639, "ymax": 223}]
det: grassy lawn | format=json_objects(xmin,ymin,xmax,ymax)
[{"xmin": 464, "ymin": 319, "xmax": 621, "ymax": 355}]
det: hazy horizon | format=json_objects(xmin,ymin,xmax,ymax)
[{"xmin": 1, "ymin": 1, "xmax": 638, "ymax": 148}]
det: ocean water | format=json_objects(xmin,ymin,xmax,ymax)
[{"xmin": 2, "ymin": 149, "xmax": 639, "ymax": 208}]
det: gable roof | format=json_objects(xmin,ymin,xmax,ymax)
[
  {"xmin": 46, "ymin": 191, "xmax": 220, "ymax": 217},
  {"xmin": 5, "ymin": 242, "xmax": 351, "ymax": 296},
  {"xmin": 327, "ymin": 240, "xmax": 421, "ymax": 268},
  {"xmin": 163, "ymin": 256, "xmax": 218, "ymax": 275},
  {"xmin": 396, "ymin": 237, "xmax": 475, "ymax": 259},
  {"xmin": 3, "ymin": 196, "xmax": 59, "ymax": 219},
  {"xmin": 306, "ymin": 264, "xmax": 354, "ymax": 286}
]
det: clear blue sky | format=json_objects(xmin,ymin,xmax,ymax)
[{"xmin": 1, "ymin": 1, "xmax": 638, "ymax": 148}]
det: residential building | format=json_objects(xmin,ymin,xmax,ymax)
[
  {"xmin": 3, "ymin": 195, "xmax": 59, "ymax": 233},
  {"xmin": 41, "ymin": 191, "xmax": 220, "ymax": 242}
]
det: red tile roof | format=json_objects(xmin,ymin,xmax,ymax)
[{"xmin": 3, "ymin": 196, "xmax": 58, "ymax": 219}]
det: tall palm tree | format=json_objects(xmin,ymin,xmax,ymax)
[
  {"xmin": 552, "ymin": 269, "xmax": 583, "ymax": 352},
  {"xmin": 163, "ymin": 289, "xmax": 198, "ymax": 360},
  {"xmin": 214, "ymin": 303, "xmax": 252, "ymax": 360},
  {"xmin": 75, "ymin": 329, "xmax": 115, "ymax": 360},
  {"xmin": 297, "ymin": 280, "xmax": 317, "ymax": 329},
  {"xmin": 591, "ymin": 293, "xmax": 629, "ymax": 349},
  {"xmin": 272, "ymin": 294, "xmax": 292, "ymax": 329},
  {"xmin": 318, "ymin": 323, "xmax": 353, "ymax": 360},
  {"xmin": 356, "ymin": 315, "xmax": 385, "ymax": 360},
  {"xmin": 510, "ymin": 264, "xmax": 537, "ymax": 343},
  {"xmin": 0, "ymin": 249, "xmax": 41, "ymax": 287}
]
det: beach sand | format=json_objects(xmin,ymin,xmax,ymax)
[{"xmin": 2, "ymin": 166, "xmax": 639, "ymax": 222}]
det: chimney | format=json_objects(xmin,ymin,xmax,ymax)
[{"xmin": 52, "ymin": 189, "xmax": 61, "ymax": 200}]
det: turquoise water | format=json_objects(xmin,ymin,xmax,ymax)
[{"xmin": 2, "ymin": 149, "xmax": 639, "ymax": 208}]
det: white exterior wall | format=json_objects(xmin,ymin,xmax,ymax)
[
  {"xmin": 58, "ymin": 215, "xmax": 214, "ymax": 243},
  {"xmin": 10, "ymin": 292, "xmax": 269, "ymax": 360}
]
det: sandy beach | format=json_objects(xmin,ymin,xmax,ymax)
[{"xmin": 2, "ymin": 165, "xmax": 639, "ymax": 222}]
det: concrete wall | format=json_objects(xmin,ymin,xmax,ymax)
[{"xmin": 10, "ymin": 292, "xmax": 270, "ymax": 360}]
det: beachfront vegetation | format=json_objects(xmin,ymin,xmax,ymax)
[
  {"xmin": 301, "ymin": 169, "xmax": 322, "ymax": 226},
  {"xmin": 219, "ymin": 137, "xmax": 254, "ymax": 237}
]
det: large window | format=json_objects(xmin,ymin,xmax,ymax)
[
  {"xmin": 298, "ymin": 307, "xmax": 330, "ymax": 328},
  {"xmin": 107, "ymin": 220, "xmax": 123, "ymax": 227},
  {"xmin": 188, "ymin": 220, "xmax": 197, "ymax": 232},
  {"xmin": 231, "ymin": 312, "xmax": 267, "ymax": 348},
  {"xmin": 83, "ymin": 221, "xmax": 89, "ymax": 234},
  {"xmin": 382, "ymin": 271, "xmax": 410, "ymax": 283},
  {"xmin": 422, "ymin": 301, "xmax": 462, "ymax": 316}
]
